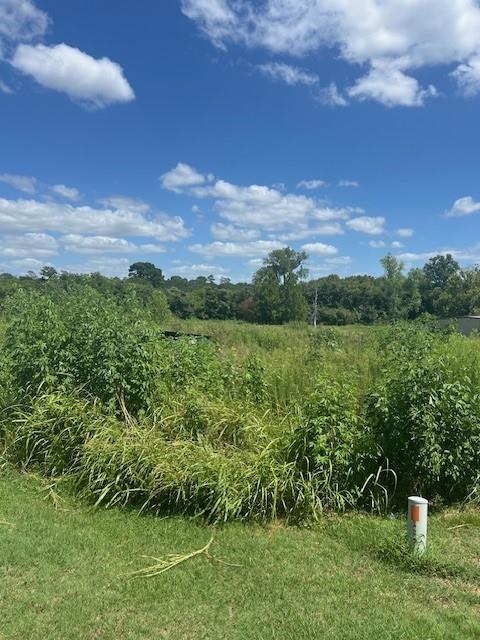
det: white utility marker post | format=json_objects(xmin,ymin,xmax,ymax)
[{"xmin": 408, "ymin": 496, "xmax": 428, "ymax": 555}]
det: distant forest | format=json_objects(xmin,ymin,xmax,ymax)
[{"xmin": 1, "ymin": 248, "xmax": 479, "ymax": 325}]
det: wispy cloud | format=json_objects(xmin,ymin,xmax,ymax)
[
  {"xmin": 297, "ymin": 179, "xmax": 328, "ymax": 190},
  {"xmin": 51, "ymin": 184, "xmax": 81, "ymax": 201},
  {"xmin": 257, "ymin": 62, "xmax": 318, "ymax": 86},
  {"xmin": 0, "ymin": 173, "xmax": 37, "ymax": 193}
]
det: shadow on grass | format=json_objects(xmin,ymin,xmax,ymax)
[{"xmin": 370, "ymin": 533, "xmax": 480, "ymax": 584}]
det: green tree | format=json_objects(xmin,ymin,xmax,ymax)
[
  {"xmin": 380, "ymin": 254, "xmax": 405, "ymax": 320},
  {"xmin": 40, "ymin": 266, "xmax": 58, "ymax": 281},
  {"xmin": 128, "ymin": 262, "xmax": 164, "ymax": 287},
  {"xmin": 432, "ymin": 270, "xmax": 477, "ymax": 317},
  {"xmin": 402, "ymin": 268, "xmax": 423, "ymax": 319},
  {"xmin": 264, "ymin": 248, "xmax": 308, "ymax": 285},
  {"xmin": 422, "ymin": 254, "xmax": 460, "ymax": 312},
  {"xmin": 252, "ymin": 266, "xmax": 282, "ymax": 324},
  {"xmin": 253, "ymin": 248, "xmax": 308, "ymax": 324}
]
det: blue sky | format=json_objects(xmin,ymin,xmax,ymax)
[{"xmin": 1, "ymin": 0, "xmax": 480, "ymax": 282}]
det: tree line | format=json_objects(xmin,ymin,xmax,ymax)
[{"xmin": 1, "ymin": 248, "xmax": 479, "ymax": 325}]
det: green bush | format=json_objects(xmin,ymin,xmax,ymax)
[
  {"xmin": 3, "ymin": 289, "xmax": 67, "ymax": 392},
  {"xmin": 238, "ymin": 354, "xmax": 268, "ymax": 404},
  {"xmin": 155, "ymin": 336, "xmax": 225, "ymax": 397},
  {"xmin": 3, "ymin": 288, "xmax": 156, "ymax": 414},
  {"xmin": 309, "ymin": 327, "xmax": 340, "ymax": 357},
  {"xmin": 367, "ymin": 331, "xmax": 480, "ymax": 502},
  {"xmin": 287, "ymin": 374, "xmax": 376, "ymax": 509}
]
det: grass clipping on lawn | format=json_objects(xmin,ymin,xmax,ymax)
[{"xmin": 129, "ymin": 536, "xmax": 241, "ymax": 579}]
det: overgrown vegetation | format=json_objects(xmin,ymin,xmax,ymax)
[{"xmin": 1, "ymin": 282, "xmax": 479, "ymax": 523}]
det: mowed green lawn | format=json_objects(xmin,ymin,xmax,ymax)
[{"xmin": 1, "ymin": 467, "xmax": 479, "ymax": 640}]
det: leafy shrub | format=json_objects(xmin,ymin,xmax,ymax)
[
  {"xmin": 149, "ymin": 289, "xmax": 172, "ymax": 323},
  {"xmin": 3, "ymin": 288, "xmax": 156, "ymax": 414},
  {"xmin": 317, "ymin": 306, "xmax": 359, "ymax": 326},
  {"xmin": 3, "ymin": 289, "xmax": 67, "ymax": 391},
  {"xmin": 309, "ymin": 327, "xmax": 340, "ymax": 355},
  {"xmin": 287, "ymin": 374, "xmax": 375, "ymax": 509},
  {"xmin": 367, "ymin": 335, "xmax": 480, "ymax": 502},
  {"xmin": 155, "ymin": 336, "xmax": 225, "ymax": 397},
  {"xmin": 238, "ymin": 354, "xmax": 268, "ymax": 404}
]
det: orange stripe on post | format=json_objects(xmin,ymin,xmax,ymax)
[{"xmin": 411, "ymin": 505, "xmax": 420, "ymax": 523}]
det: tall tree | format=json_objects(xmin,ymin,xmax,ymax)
[
  {"xmin": 264, "ymin": 248, "xmax": 308, "ymax": 285},
  {"xmin": 252, "ymin": 266, "xmax": 282, "ymax": 324},
  {"xmin": 422, "ymin": 254, "xmax": 460, "ymax": 312},
  {"xmin": 253, "ymin": 248, "xmax": 308, "ymax": 324},
  {"xmin": 380, "ymin": 254, "xmax": 405, "ymax": 320},
  {"xmin": 128, "ymin": 262, "xmax": 164, "ymax": 288}
]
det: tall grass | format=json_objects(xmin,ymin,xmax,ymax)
[{"xmin": 1, "ymin": 290, "xmax": 479, "ymax": 521}]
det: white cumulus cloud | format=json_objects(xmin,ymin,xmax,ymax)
[
  {"xmin": 348, "ymin": 62, "xmax": 437, "ymax": 107},
  {"xmin": 211, "ymin": 222, "xmax": 260, "ymax": 241},
  {"xmin": 161, "ymin": 162, "xmax": 357, "ymax": 231},
  {"xmin": 98, "ymin": 196, "xmax": 150, "ymax": 214},
  {"xmin": 182, "ymin": 0, "xmax": 480, "ymax": 105},
  {"xmin": 0, "ymin": 0, "xmax": 48, "ymax": 47},
  {"xmin": 160, "ymin": 162, "xmax": 208, "ymax": 193},
  {"xmin": 273, "ymin": 222, "xmax": 344, "ymax": 241},
  {"xmin": 347, "ymin": 216, "xmax": 385, "ymax": 235},
  {"xmin": 60, "ymin": 234, "xmax": 167, "ymax": 255},
  {"xmin": 62, "ymin": 256, "xmax": 131, "ymax": 277},
  {"xmin": 451, "ymin": 54, "xmax": 480, "ymax": 97},
  {"xmin": 316, "ymin": 82, "xmax": 348, "ymax": 107},
  {"xmin": 190, "ymin": 240, "xmax": 284, "ymax": 257},
  {"xmin": 446, "ymin": 196, "xmax": 480, "ymax": 217},
  {"xmin": 11, "ymin": 43, "xmax": 135, "ymax": 108},
  {"xmin": 0, "ymin": 232, "xmax": 57, "ymax": 259},
  {"xmin": 0, "ymin": 197, "xmax": 189, "ymax": 241},
  {"xmin": 0, "ymin": 79, "xmax": 13, "ymax": 94},
  {"xmin": 174, "ymin": 263, "xmax": 230, "ymax": 278},
  {"xmin": 396, "ymin": 227, "xmax": 414, "ymax": 237},
  {"xmin": 369, "ymin": 240, "xmax": 386, "ymax": 248},
  {"xmin": 301, "ymin": 242, "xmax": 338, "ymax": 256}
]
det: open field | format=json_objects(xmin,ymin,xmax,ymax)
[{"xmin": 1, "ymin": 467, "xmax": 479, "ymax": 640}]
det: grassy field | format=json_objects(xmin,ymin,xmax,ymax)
[{"xmin": 1, "ymin": 466, "xmax": 479, "ymax": 640}]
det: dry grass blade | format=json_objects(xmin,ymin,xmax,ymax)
[
  {"xmin": 41, "ymin": 481, "xmax": 72, "ymax": 512},
  {"xmin": 129, "ymin": 536, "xmax": 241, "ymax": 579},
  {"xmin": 0, "ymin": 519, "xmax": 15, "ymax": 526}
]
